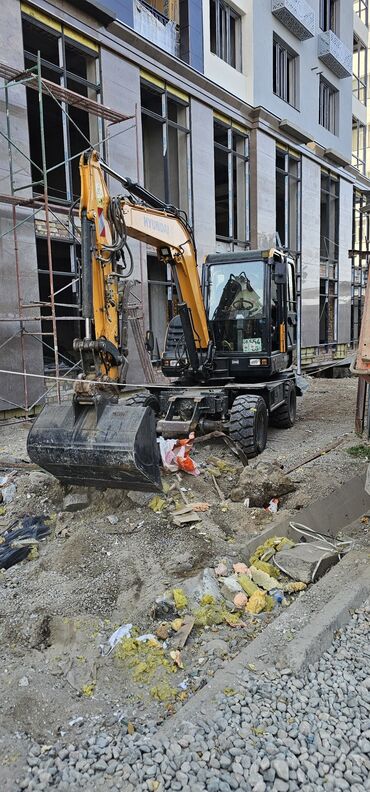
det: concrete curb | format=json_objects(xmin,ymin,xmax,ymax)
[
  {"xmin": 160, "ymin": 549, "xmax": 370, "ymax": 735},
  {"xmin": 242, "ymin": 473, "xmax": 370, "ymax": 558}
]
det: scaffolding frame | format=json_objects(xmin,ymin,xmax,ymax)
[{"xmin": 0, "ymin": 55, "xmax": 138, "ymax": 414}]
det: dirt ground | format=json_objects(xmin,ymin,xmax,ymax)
[{"xmin": 0, "ymin": 375, "xmax": 368, "ymax": 789}]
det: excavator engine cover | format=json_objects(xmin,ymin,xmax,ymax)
[{"xmin": 27, "ymin": 400, "xmax": 162, "ymax": 492}]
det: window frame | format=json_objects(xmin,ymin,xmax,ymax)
[
  {"xmin": 213, "ymin": 118, "xmax": 249, "ymax": 247},
  {"xmin": 353, "ymin": 34, "xmax": 367, "ymax": 106},
  {"xmin": 351, "ymin": 189, "xmax": 370, "ymax": 343},
  {"xmin": 273, "ymin": 36, "xmax": 298, "ymax": 109},
  {"xmin": 140, "ymin": 79, "xmax": 192, "ymax": 220},
  {"xmin": 319, "ymin": 170, "xmax": 339, "ymax": 346},
  {"xmin": 22, "ymin": 13, "xmax": 102, "ymax": 205},
  {"xmin": 209, "ymin": 0, "xmax": 242, "ymax": 71},
  {"xmin": 354, "ymin": 0, "xmax": 368, "ymax": 26},
  {"xmin": 319, "ymin": 76, "xmax": 338, "ymax": 134},
  {"xmin": 275, "ymin": 146, "xmax": 302, "ymax": 256},
  {"xmin": 352, "ymin": 116, "xmax": 366, "ymax": 175},
  {"xmin": 319, "ymin": 0, "xmax": 338, "ymax": 33}
]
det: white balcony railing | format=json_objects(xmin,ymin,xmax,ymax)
[
  {"xmin": 133, "ymin": 0, "xmax": 179, "ymax": 56},
  {"xmin": 272, "ymin": 0, "xmax": 315, "ymax": 40},
  {"xmin": 318, "ymin": 30, "xmax": 352, "ymax": 79}
]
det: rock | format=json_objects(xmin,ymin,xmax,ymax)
[
  {"xmin": 19, "ymin": 676, "xmax": 29, "ymax": 687},
  {"xmin": 274, "ymin": 543, "xmax": 340, "ymax": 584},
  {"xmin": 181, "ymin": 567, "xmax": 224, "ymax": 604},
  {"xmin": 273, "ymin": 759, "xmax": 290, "ymax": 781},
  {"xmin": 127, "ymin": 490, "xmax": 153, "ymax": 506},
  {"xmin": 220, "ymin": 576, "xmax": 243, "ymax": 600},
  {"xmin": 62, "ymin": 491, "xmax": 90, "ymax": 512},
  {"xmin": 28, "ymin": 471, "xmax": 53, "ymax": 489},
  {"xmin": 205, "ymin": 639, "xmax": 229, "ymax": 657},
  {"xmin": 107, "ymin": 515, "xmax": 119, "ymax": 525},
  {"xmin": 230, "ymin": 462, "xmax": 296, "ymax": 506}
]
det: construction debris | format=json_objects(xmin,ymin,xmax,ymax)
[
  {"xmin": 274, "ymin": 542, "xmax": 341, "ymax": 584},
  {"xmin": 230, "ymin": 462, "xmax": 296, "ymax": 506},
  {"xmin": 62, "ymin": 491, "xmax": 90, "ymax": 512}
]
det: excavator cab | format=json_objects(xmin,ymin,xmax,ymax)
[{"xmin": 203, "ymin": 249, "xmax": 297, "ymax": 380}]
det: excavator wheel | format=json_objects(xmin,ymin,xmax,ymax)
[
  {"xmin": 229, "ymin": 394, "xmax": 268, "ymax": 458},
  {"xmin": 269, "ymin": 380, "xmax": 296, "ymax": 429},
  {"xmin": 124, "ymin": 390, "xmax": 160, "ymax": 414}
]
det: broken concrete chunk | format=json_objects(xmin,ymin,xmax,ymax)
[
  {"xmin": 62, "ymin": 491, "xmax": 90, "ymax": 512},
  {"xmin": 274, "ymin": 542, "xmax": 340, "ymax": 584},
  {"xmin": 127, "ymin": 490, "xmax": 153, "ymax": 507},
  {"xmin": 220, "ymin": 575, "xmax": 243, "ymax": 601},
  {"xmin": 181, "ymin": 567, "xmax": 224, "ymax": 605},
  {"xmin": 230, "ymin": 462, "xmax": 296, "ymax": 506}
]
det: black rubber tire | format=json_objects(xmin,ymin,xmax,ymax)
[
  {"xmin": 229, "ymin": 394, "xmax": 268, "ymax": 458},
  {"xmin": 125, "ymin": 390, "xmax": 160, "ymax": 415},
  {"xmin": 269, "ymin": 380, "xmax": 296, "ymax": 429}
]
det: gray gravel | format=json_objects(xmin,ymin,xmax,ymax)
[{"xmin": 18, "ymin": 601, "xmax": 370, "ymax": 791}]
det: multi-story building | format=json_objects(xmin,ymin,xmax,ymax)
[
  {"xmin": 0, "ymin": 0, "xmax": 368, "ymax": 412},
  {"xmin": 351, "ymin": 0, "xmax": 370, "ymax": 347}
]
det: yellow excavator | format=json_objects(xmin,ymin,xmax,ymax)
[{"xmin": 27, "ymin": 150, "xmax": 299, "ymax": 492}]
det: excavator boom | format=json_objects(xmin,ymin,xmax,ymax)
[{"xmin": 27, "ymin": 150, "xmax": 209, "ymax": 492}]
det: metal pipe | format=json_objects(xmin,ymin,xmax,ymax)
[{"xmin": 37, "ymin": 52, "xmax": 61, "ymax": 403}]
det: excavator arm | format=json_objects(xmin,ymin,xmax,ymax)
[
  {"xmin": 27, "ymin": 149, "xmax": 211, "ymax": 493},
  {"xmin": 78, "ymin": 150, "xmax": 209, "ymax": 385}
]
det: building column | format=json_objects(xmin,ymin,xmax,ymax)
[
  {"xmin": 190, "ymin": 98, "xmax": 216, "ymax": 266},
  {"xmin": 0, "ymin": 1, "xmax": 44, "ymax": 412},
  {"xmin": 301, "ymin": 156, "xmax": 321, "ymax": 348},
  {"xmin": 250, "ymin": 129, "xmax": 276, "ymax": 250}
]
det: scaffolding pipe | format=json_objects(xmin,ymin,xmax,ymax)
[{"xmin": 37, "ymin": 52, "xmax": 61, "ymax": 403}]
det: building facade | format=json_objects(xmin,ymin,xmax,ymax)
[{"xmin": 0, "ymin": 0, "xmax": 369, "ymax": 412}]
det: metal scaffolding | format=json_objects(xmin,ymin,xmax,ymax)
[{"xmin": 0, "ymin": 56, "xmax": 137, "ymax": 415}]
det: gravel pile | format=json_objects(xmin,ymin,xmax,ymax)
[{"xmin": 19, "ymin": 602, "xmax": 370, "ymax": 791}]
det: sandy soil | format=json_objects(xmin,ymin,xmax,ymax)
[{"xmin": 0, "ymin": 375, "xmax": 368, "ymax": 789}]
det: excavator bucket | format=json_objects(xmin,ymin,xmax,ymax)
[{"xmin": 27, "ymin": 400, "xmax": 162, "ymax": 492}]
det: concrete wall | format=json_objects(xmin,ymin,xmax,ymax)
[
  {"xmin": 202, "ymin": 0, "xmax": 352, "ymax": 160},
  {"xmin": 252, "ymin": 0, "xmax": 352, "ymax": 160},
  {"xmin": 0, "ymin": 0, "xmax": 44, "ymax": 412},
  {"xmin": 202, "ymin": 0, "xmax": 251, "ymax": 103},
  {"xmin": 301, "ymin": 156, "xmax": 321, "ymax": 348}
]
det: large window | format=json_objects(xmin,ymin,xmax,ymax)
[
  {"xmin": 141, "ymin": 80, "xmax": 191, "ymax": 216},
  {"xmin": 273, "ymin": 37, "xmax": 298, "ymax": 107},
  {"xmin": 141, "ymin": 79, "xmax": 190, "ymax": 356},
  {"xmin": 352, "ymin": 116, "xmax": 366, "ymax": 174},
  {"xmin": 320, "ymin": 171, "xmax": 339, "ymax": 345},
  {"xmin": 354, "ymin": 0, "xmax": 368, "ymax": 25},
  {"xmin": 275, "ymin": 147, "xmax": 301, "ymax": 254},
  {"xmin": 210, "ymin": 0, "xmax": 242, "ymax": 70},
  {"xmin": 319, "ymin": 0, "xmax": 338, "ymax": 33},
  {"xmin": 351, "ymin": 190, "xmax": 369, "ymax": 343},
  {"xmin": 214, "ymin": 119, "xmax": 249, "ymax": 246},
  {"xmin": 353, "ymin": 35, "xmax": 367, "ymax": 105},
  {"xmin": 22, "ymin": 15, "xmax": 100, "ymax": 203},
  {"xmin": 319, "ymin": 77, "xmax": 338, "ymax": 134}
]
